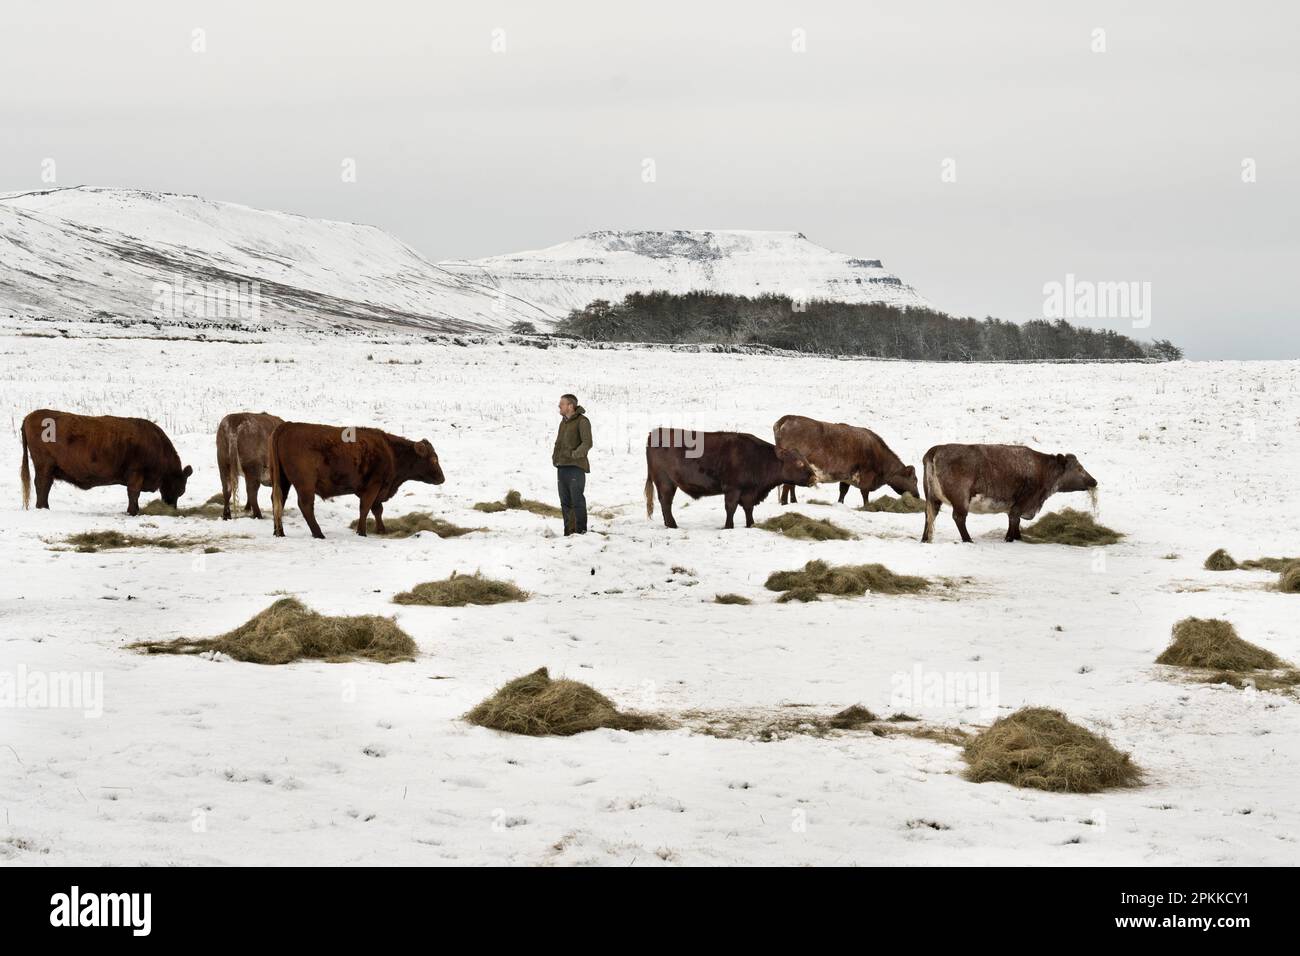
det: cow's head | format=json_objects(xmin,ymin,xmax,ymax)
[
  {"xmin": 1055, "ymin": 453, "xmax": 1097, "ymax": 493},
  {"xmin": 160, "ymin": 464, "xmax": 193, "ymax": 507},
  {"xmin": 775, "ymin": 446, "xmax": 816, "ymax": 487},
  {"xmin": 886, "ymin": 464, "xmax": 919, "ymax": 498},
  {"xmin": 413, "ymin": 439, "xmax": 445, "ymax": 485}
]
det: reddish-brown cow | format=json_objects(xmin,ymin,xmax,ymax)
[
  {"xmin": 20, "ymin": 409, "xmax": 192, "ymax": 515},
  {"xmin": 921, "ymin": 443, "xmax": 1097, "ymax": 543},
  {"xmin": 773, "ymin": 414, "xmax": 918, "ymax": 506},
  {"xmin": 268, "ymin": 422, "xmax": 445, "ymax": 539},
  {"xmin": 216, "ymin": 412, "xmax": 284, "ymax": 520},
  {"xmin": 644, "ymin": 428, "xmax": 815, "ymax": 529}
]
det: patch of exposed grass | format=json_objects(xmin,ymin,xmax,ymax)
[
  {"xmin": 757, "ymin": 512, "xmax": 855, "ymax": 541},
  {"xmin": 59, "ymin": 530, "xmax": 213, "ymax": 553},
  {"xmin": 713, "ymin": 593, "xmax": 752, "ymax": 605},
  {"xmin": 392, "ymin": 571, "xmax": 528, "ymax": 607},
  {"xmin": 129, "ymin": 597, "xmax": 416, "ymax": 664},
  {"xmin": 860, "ymin": 492, "xmax": 927, "ymax": 513},
  {"xmin": 689, "ymin": 705, "xmax": 876, "ymax": 741},
  {"xmin": 465, "ymin": 667, "xmax": 665, "ymax": 736},
  {"xmin": 349, "ymin": 513, "xmax": 483, "ymax": 538},
  {"xmin": 139, "ymin": 493, "xmax": 227, "ymax": 519},
  {"xmin": 962, "ymin": 707, "xmax": 1142, "ymax": 793},
  {"xmin": 765, "ymin": 559, "xmax": 930, "ymax": 597},
  {"xmin": 473, "ymin": 489, "xmax": 562, "ymax": 518},
  {"xmin": 1020, "ymin": 509, "xmax": 1122, "ymax": 546}
]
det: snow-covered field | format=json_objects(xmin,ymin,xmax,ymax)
[{"xmin": 2, "ymin": 327, "xmax": 1297, "ymax": 866}]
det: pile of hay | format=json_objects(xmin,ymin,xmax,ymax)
[
  {"xmin": 473, "ymin": 489, "xmax": 562, "ymax": 518},
  {"xmin": 465, "ymin": 667, "xmax": 663, "ymax": 736},
  {"xmin": 140, "ymin": 493, "xmax": 227, "ymax": 519},
  {"xmin": 392, "ymin": 571, "xmax": 528, "ymax": 607},
  {"xmin": 61, "ymin": 530, "xmax": 211, "ymax": 553},
  {"xmin": 962, "ymin": 707, "xmax": 1141, "ymax": 793},
  {"xmin": 713, "ymin": 593, "xmax": 752, "ymax": 605},
  {"xmin": 776, "ymin": 586, "xmax": 821, "ymax": 603},
  {"xmin": 1156, "ymin": 617, "xmax": 1282, "ymax": 670},
  {"xmin": 349, "ymin": 513, "xmax": 483, "ymax": 538},
  {"xmin": 765, "ymin": 559, "xmax": 930, "ymax": 597},
  {"xmin": 1281, "ymin": 564, "xmax": 1300, "ymax": 594},
  {"xmin": 130, "ymin": 597, "xmax": 416, "ymax": 664},
  {"xmin": 860, "ymin": 493, "xmax": 927, "ymax": 514},
  {"xmin": 1204, "ymin": 549, "xmax": 1299, "ymax": 572},
  {"xmin": 1020, "ymin": 509, "xmax": 1123, "ymax": 546},
  {"xmin": 757, "ymin": 512, "xmax": 855, "ymax": 541}
]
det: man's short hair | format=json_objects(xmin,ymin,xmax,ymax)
[{"xmin": 561, "ymin": 393, "xmax": 578, "ymax": 405}]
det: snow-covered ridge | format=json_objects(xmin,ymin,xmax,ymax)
[
  {"xmin": 0, "ymin": 188, "xmax": 934, "ymax": 333},
  {"xmin": 439, "ymin": 228, "xmax": 934, "ymax": 318}
]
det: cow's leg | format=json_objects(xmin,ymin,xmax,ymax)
[
  {"xmin": 243, "ymin": 466, "xmax": 262, "ymax": 518},
  {"xmin": 1005, "ymin": 511, "xmax": 1022, "ymax": 542},
  {"xmin": 741, "ymin": 495, "xmax": 756, "ymax": 528},
  {"xmin": 838, "ymin": 482, "xmax": 850, "ymax": 504},
  {"xmin": 952, "ymin": 504, "xmax": 973, "ymax": 543},
  {"xmin": 723, "ymin": 489, "xmax": 740, "ymax": 529},
  {"xmin": 356, "ymin": 486, "xmax": 382, "ymax": 536},
  {"xmin": 34, "ymin": 468, "xmax": 54, "ymax": 510},
  {"xmin": 219, "ymin": 463, "xmax": 233, "ymax": 520},
  {"xmin": 371, "ymin": 499, "xmax": 386, "ymax": 535},
  {"xmin": 297, "ymin": 488, "xmax": 325, "ymax": 539},
  {"xmin": 656, "ymin": 480, "xmax": 678, "ymax": 529},
  {"xmin": 126, "ymin": 474, "xmax": 143, "ymax": 516},
  {"xmin": 779, "ymin": 483, "xmax": 791, "ymax": 506}
]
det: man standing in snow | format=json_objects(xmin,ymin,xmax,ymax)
[{"xmin": 553, "ymin": 393, "xmax": 593, "ymax": 536}]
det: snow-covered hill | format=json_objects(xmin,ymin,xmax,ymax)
[
  {"xmin": 439, "ymin": 229, "xmax": 934, "ymax": 319},
  {"xmin": 0, "ymin": 187, "xmax": 552, "ymax": 334}
]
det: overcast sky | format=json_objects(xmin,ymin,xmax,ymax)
[{"xmin": 3, "ymin": 1, "xmax": 1296, "ymax": 358}]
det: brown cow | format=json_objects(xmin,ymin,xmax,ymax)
[
  {"xmin": 268, "ymin": 422, "xmax": 445, "ymax": 539},
  {"xmin": 773, "ymin": 414, "xmax": 918, "ymax": 507},
  {"xmin": 644, "ymin": 428, "xmax": 815, "ymax": 529},
  {"xmin": 920, "ymin": 443, "xmax": 1097, "ymax": 543},
  {"xmin": 20, "ymin": 409, "xmax": 192, "ymax": 514},
  {"xmin": 217, "ymin": 412, "xmax": 284, "ymax": 520}
]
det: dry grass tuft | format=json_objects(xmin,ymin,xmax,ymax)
[
  {"xmin": 962, "ymin": 707, "xmax": 1141, "ymax": 793},
  {"xmin": 465, "ymin": 667, "xmax": 665, "ymax": 736},
  {"xmin": 859, "ymin": 492, "xmax": 927, "ymax": 513},
  {"xmin": 60, "ymin": 530, "xmax": 213, "ymax": 552},
  {"xmin": 139, "ymin": 493, "xmax": 227, "ymax": 519},
  {"xmin": 392, "ymin": 571, "xmax": 528, "ymax": 607},
  {"xmin": 776, "ymin": 586, "xmax": 822, "ymax": 603},
  {"xmin": 713, "ymin": 593, "xmax": 753, "ymax": 605},
  {"xmin": 349, "ymin": 513, "xmax": 483, "ymax": 538},
  {"xmin": 473, "ymin": 489, "xmax": 563, "ymax": 518},
  {"xmin": 1280, "ymin": 564, "xmax": 1300, "ymax": 593},
  {"xmin": 1204, "ymin": 548, "xmax": 1239, "ymax": 571},
  {"xmin": 765, "ymin": 559, "xmax": 930, "ymax": 597},
  {"xmin": 1157, "ymin": 617, "xmax": 1282, "ymax": 670},
  {"xmin": 129, "ymin": 597, "xmax": 416, "ymax": 664},
  {"xmin": 1020, "ymin": 509, "xmax": 1122, "ymax": 546},
  {"xmin": 1204, "ymin": 549, "xmax": 1299, "ymax": 573},
  {"xmin": 757, "ymin": 512, "xmax": 855, "ymax": 541}
]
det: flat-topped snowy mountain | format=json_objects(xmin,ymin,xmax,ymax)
[
  {"xmin": 439, "ymin": 229, "xmax": 934, "ymax": 318},
  {"xmin": 0, "ymin": 187, "xmax": 552, "ymax": 333}
]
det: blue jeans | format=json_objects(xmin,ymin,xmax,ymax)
[{"xmin": 557, "ymin": 466, "xmax": 587, "ymax": 534}]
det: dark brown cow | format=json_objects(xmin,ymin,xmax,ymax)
[
  {"xmin": 644, "ymin": 428, "xmax": 815, "ymax": 529},
  {"xmin": 773, "ymin": 414, "xmax": 918, "ymax": 507},
  {"xmin": 20, "ymin": 409, "xmax": 192, "ymax": 514},
  {"xmin": 268, "ymin": 422, "xmax": 445, "ymax": 539},
  {"xmin": 217, "ymin": 412, "xmax": 284, "ymax": 520},
  {"xmin": 920, "ymin": 443, "xmax": 1098, "ymax": 543}
]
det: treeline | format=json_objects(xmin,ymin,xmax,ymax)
[{"xmin": 549, "ymin": 292, "xmax": 1182, "ymax": 362}]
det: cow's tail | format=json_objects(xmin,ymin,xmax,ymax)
[
  {"xmin": 268, "ymin": 427, "xmax": 285, "ymax": 531},
  {"xmin": 20, "ymin": 426, "xmax": 31, "ymax": 510},
  {"xmin": 225, "ymin": 428, "xmax": 242, "ymax": 511},
  {"xmin": 644, "ymin": 473, "xmax": 655, "ymax": 519}
]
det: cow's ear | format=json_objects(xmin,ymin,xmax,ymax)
[
  {"xmin": 1055, "ymin": 454, "xmax": 1066, "ymax": 466},
  {"xmin": 415, "ymin": 440, "xmax": 432, "ymax": 458},
  {"xmin": 776, "ymin": 446, "xmax": 795, "ymax": 461},
  {"xmin": 182, "ymin": 465, "xmax": 193, "ymax": 477},
  {"xmin": 903, "ymin": 465, "xmax": 916, "ymax": 477}
]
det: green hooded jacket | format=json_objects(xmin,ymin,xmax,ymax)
[{"xmin": 552, "ymin": 407, "xmax": 593, "ymax": 472}]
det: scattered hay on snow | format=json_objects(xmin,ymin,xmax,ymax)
[
  {"xmin": 757, "ymin": 512, "xmax": 855, "ymax": 541},
  {"xmin": 465, "ymin": 667, "xmax": 664, "ymax": 736},
  {"xmin": 1156, "ymin": 618, "xmax": 1288, "ymax": 672},
  {"xmin": 859, "ymin": 492, "xmax": 927, "ymax": 513},
  {"xmin": 129, "ymin": 597, "xmax": 416, "ymax": 664},
  {"xmin": 1204, "ymin": 549, "xmax": 1299, "ymax": 573},
  {"xmin": 962, "ymin": 707, "xmax": 1141, "ymax": 793},
  {"xmin": 1280, "ymin": 564, "xmax": 1300, "ymax": 593},
  {"xmin": 139, "ymin": 493, "xmax": 227, "ymax": 519},
  {"xmin": 473, "ymin": 489, "xmax": 562, "ymax": 518},
  {"xmin": 713, "ymin": 593, "xmax": 752, "ymax": 605},
  {"xmin": 776, "ymin": 586, "xmax": 822, "ymax": 603},
  {"xmin": 59, "ymin": 530, "xmax": 214, "ymax": 553},
  {"xmin": 392, "ymin": 571, "xmax": 528, "ymax": 607},
  {"xmin": 1020, "ymin": 509, "xmax": 1122, "ymax": 546},
  {"xmin": 765, "ymin": 559, "xmax": 930, "ymax": 597},
  {"xmin": 349, "ymin": 512, "xmax": 483, "ymax": 538}
]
